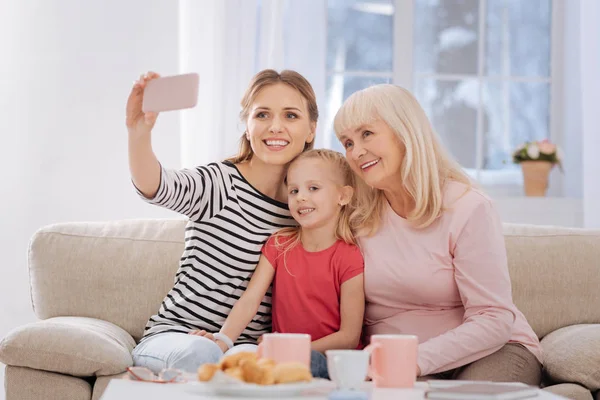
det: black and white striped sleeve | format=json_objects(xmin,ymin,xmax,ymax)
[{"xmin": 134, "ymin": 163, "xmax": 229, "ymax": 221}]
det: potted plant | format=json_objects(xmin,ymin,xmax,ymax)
[{"xmin": 512, "ymin": 139, "xmax": 563, "ymax": 196}]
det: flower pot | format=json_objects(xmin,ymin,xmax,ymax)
[{"xmin": 521, "ymin": 161, "xmax": 552, "ymax": 196}]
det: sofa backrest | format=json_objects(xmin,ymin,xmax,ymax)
[
  {"xmin": 503, "ymin": 224, "xmax": 600, "ymax": 338},
  {"xmin": 28, "ymin": 219, "xmax": 600, "ymax": 342}
]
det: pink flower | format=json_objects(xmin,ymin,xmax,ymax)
[{"xmin": 537, "ymin": 140, "xmax": 557, "ymax": 155}]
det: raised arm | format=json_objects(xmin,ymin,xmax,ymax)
[
  {"xmin": 215, "ymin": 255, "xmax": 276, "ymax": 352},
  {"xmin": 126, "ymin": 72, "xmax": 162, "ymax": 198},
  {"xmin": 126, "ymin": 72, "xmax": 226, "ymax": 220},
  {"xmin": 311, "ymin": 273, "xmax": 365, "ymax": 353},
  {"xmin": 417, "ymin": 199, "xmax": 516, "ymax": 376}
]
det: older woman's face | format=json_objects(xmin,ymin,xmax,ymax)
[{"xmin": 338, "ymin": 119, "xmax": 404, "ymax": 189}]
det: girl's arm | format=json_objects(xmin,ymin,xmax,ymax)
[
  {"xmin": 311, "ymin": 274, "xmax": 365, "ymax": 353},
  {"xmin": 214, "ymin": 255, "xmax": 276, "ymax": 352}
]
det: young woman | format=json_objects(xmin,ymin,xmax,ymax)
[
  {"xmin": 335, "ymin": 84, "xmax": 543, "ymax": 384},
  {"xmin": 126, "ymin": 69, "xmax": 318, "ymax": 373}
]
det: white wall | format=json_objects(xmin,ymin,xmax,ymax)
[
  {"xmin": 0, "ymin": 1, "xmax": 183, "ymax": 391},
  {"xmin": 561, "ymin": 0, "xmax": 583, "ymax": 199},
  {"xmin": 494, "ymin": 197, "xmax": 583, "ymax": 227},
  {"xmin": 581, "ymin": 0, "xmax": 600, "ymax": 228}
]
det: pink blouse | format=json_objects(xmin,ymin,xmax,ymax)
[{"xmin": 359, "ymin": 181, "xmax": 542, "ymax": 376}]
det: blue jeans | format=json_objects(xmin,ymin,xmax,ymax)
[
  {"xmin": 132, "ymin": 332, "xmax": 225, "ymax": 373},
  {"xmin": 310, "ymin": 350, "xmax": 330, "ymax": 379},
  {"xmin": 132, "ymin": 332, "xmax": 329, "ymax": 379}
]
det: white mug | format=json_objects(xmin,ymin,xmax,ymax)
[{"xmin": 326, "ymin": 350, "xmax": 369, "ymax": 390}]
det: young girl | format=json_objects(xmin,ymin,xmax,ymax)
[
  {"xmin": 194, "ymin": 149, "xmax": 365, "ymax": 378},
  {"xmin": 128, "ymin": 69, "xmax": 319, "ymax": 374}
]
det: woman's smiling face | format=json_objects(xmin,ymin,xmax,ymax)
[
  {"xmin": 339, "ymin": 119, "xmax": 405, "ymax": 190},
  {"xmin": 245, "ymin": 83, "xmax": 315, "ymax": 166}
]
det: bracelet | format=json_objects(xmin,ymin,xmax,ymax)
[{"xmin": 213, "ymin": 332, "xmax": 234, "ymax": 350}]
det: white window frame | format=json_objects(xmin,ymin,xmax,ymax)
[{"xmin": 325, "ymin": 0, "xmax": 564, "ymax": 197}]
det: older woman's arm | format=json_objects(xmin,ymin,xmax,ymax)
[{"xmin": 418, "ymin": 198, "xmax": 517, "ymax": 376}]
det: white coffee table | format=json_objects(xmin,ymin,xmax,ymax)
[{"xmin": 101, "ymin": 378, "xmax": 567, "ymax": 400}]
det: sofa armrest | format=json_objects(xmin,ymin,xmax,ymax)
[
  {"xmin": 28, "ymin": 220, "xmax": 185, "ymax": 342},
  {"xmin": 541, "ymin": 324, "xmax": 600, "ymax": 391},
  {"xmin": 0, "ymin": 316, "xmax": 136, "ymax": 377}
]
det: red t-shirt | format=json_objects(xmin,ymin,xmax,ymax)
[{"xmin": 262, "ymin": 236, "xmax": 364, "ymax": 343}]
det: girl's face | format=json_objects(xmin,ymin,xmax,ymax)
[
  {"xmin": 246, "ymin": 83, "xmax": 316, "ymax": 166},
  {"xmin": 286, "ymin": 158, "xmax": 353, "ymax": 231},
  {"xmin": 339, "ymin": 119, "xmax": 405, "ymax": 191}
]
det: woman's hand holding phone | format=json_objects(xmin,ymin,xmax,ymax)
[
  {"xmin": 126, "ymin": 71, "xmax": 161, "ymax": 139},
  {"xmin": 126, "ymin": 71, "xmax": 198, "ymax": 198},
  {"xmin": 126, "ymin": 71, "xmax": 162, "ymax": 199},
  {"xmin": 126, "ymin": 71, "xmax": 199, "ymax": 139}
]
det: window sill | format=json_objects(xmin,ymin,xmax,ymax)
[{"xmin": 491, "ymin": 196, "xmax": 582, "ymax": 228}]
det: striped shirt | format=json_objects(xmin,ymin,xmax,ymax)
[{"xmin": 136, "ymin": 161, "xmax": 295, "ymax": 345}]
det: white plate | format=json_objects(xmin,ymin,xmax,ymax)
[{"xmin": 185, "ymin": 378, "xmax": 334, "ymax": 398}]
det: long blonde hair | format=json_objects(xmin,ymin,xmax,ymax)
[
  {"xmin": 272, "ymin": 149, "xmax": 360, "ymax": 262},
  {"xmin": 334, "ymin": 84, "xmax": 472, "ymax": 234},
  {"xmin": 227, "ymin": 69, "xmax": 318, "ymax": 164}
]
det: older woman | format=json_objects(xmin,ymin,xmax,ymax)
[{"xmin": 335, "ymin": 84, "xmax": 542, "ymax": 384}]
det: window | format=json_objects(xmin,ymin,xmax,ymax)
[
  {"xmin": 323, "ymin": 0, "xmax": 557, "ymax": 192},
  {"xmin": 324, "ymin": 0, "xmax": 395, "ymax": 152}
]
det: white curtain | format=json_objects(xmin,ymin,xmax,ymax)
[
  {"xmin": 178, "ymin": 0, "xmax": 327, "ymax": 168},
  {"xmin": 580, "ymin": 0, "xmax": 600, "ymax": 228}
]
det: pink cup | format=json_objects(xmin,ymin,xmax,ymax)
[
  {"xmin": 364, "ymin": 334, "xmax": 418, "ymax": 388},
  {"xmin": 257, "ymin": 333, "xmax": 311, "ymax": 368}
]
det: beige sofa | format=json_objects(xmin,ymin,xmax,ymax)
[{"xmin": 1, "ymin": 219, "xmax": 599, "ymax": 400}]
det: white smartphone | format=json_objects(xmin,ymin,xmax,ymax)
[{"xmin": 142, "ymin": 72, "xmax": 199, "ymax": 113}]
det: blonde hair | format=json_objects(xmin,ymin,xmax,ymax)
[
  {"xmin": 227, "ymin": 69, "xmax": 318, "ymax": 164},
  {"xmin": 271, "ymin": 149, "xmax": 360, "ymax": 270},
  {"xmin": 334, "ymin": 84, "xmax": 472, "ymax": 234}
]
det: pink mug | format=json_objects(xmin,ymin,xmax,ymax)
[
  {"xmin": 364, "ymin": 334, "xmax": 418, "ymax": 388},
  {"xmin": 257, "ymin": 333, "xmax": 311, "ymax": 368}
]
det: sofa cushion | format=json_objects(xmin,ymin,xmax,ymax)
[
  {"xmin": 0, "ymin": 316, "xmax": 135, "ymax": 377},
  {"xmin": 5, "ymin": 365, "xmax": 92, "ymax": 400},
  {"xmin": 542, "ymin": 383, "xmax": 593, "ymax": 400},
  {"xmin": 541, "ymin": 324, "xmax": 600, "ymax": 391}
]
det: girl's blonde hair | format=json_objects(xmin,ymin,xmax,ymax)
[
  {"xmin": 334, "ymin": 84, "xmax": 472, "ymax": 234},
  {"xmin": 272, "ymin": 149, "xmax": 360, "ymax": 264},
  {"xmin": 227, "ymin": 69, "xmax": 318, "ymax": 164}
]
